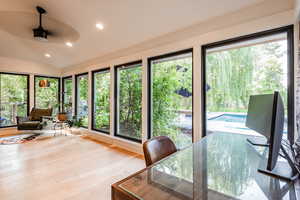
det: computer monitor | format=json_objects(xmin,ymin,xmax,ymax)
[
  {"xmin": 246, "ymin": 92, "xmax": 298, "ymax": 181},
  {"xmin": 246, "ymin": 93, "xmax": 277, "ymax": 141}
]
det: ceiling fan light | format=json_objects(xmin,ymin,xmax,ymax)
[
  {"xmin": 34, "ymin": 36, "xmax": 48, "ymax": 42},
  {"xmin": 33, "ymin": 27, "xmax": 48, "ymax": 41}
]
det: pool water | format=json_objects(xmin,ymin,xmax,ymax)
[
  {"xmin": 207, "ymin": 113, "xmax": 287, "ymax": 135},
  {"xmin": 209, "ymin": 114, "xmax": 246, "ymax": 123}
]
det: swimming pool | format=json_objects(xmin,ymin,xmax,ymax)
[
  {"xmin": 209, "ymin": 114, "xmax": 246, "ymax": 123},
  {"xmin": 207, "ymin": 113, "xmax": 287, "ymax": 136}
]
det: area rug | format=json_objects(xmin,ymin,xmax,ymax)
[{"xmin": 0, "ymin": 133, "xmax": 41, "ymax": 145}]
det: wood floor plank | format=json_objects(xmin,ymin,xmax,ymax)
[{"xmin": 0, "ymin": 135, "xmax": 144, "ymax": 200}]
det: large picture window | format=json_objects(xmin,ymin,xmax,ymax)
[
  {"xmin": 34, "ymin": 76, "xmax": 60, "ymax": 115},
  {"xmin": 115, "ymin": 61, "xmax": 142, "ymax": 142},
  {"xmin": 0, "ymin": 73, "xmax": 29, "ymax": 127},
  {"xmin": 92, "ymin": 68, "xmax": 110, "ymax": 133},
  {"xmin": 75, "ymin": 73, "xmax": 89, "ymax": 128},
  {"xmin": 62, "ymin": 76, "xmax": 73, "ymax": 116},
  {"xmin": 148, "ymin": 49, "xmax": 193, "ymax": 148},
  {"xmin": 202, "ymin": 26, "xmax": 294, "ymax": 142}
]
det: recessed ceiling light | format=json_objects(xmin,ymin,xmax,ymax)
[
  {"xmin": 65, "ymin": 42, "xmax": 73, "ymax": 47},
  {"xmin": 45, "ymin": 53, "xmax": 51, "ymax": 58},
  {"xmin": 96, "ymin": 23, "xmax": 104, "ymax": 30}
]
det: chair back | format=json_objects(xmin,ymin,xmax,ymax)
[
  {"xmin": 143, "ymin": 136, "xmax": 177, "ymax": 167},
  {"xmin": 29, "ymin": 108, "xmax": 53, "ymax": 121}
]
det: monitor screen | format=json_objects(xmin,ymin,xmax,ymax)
[{"xmin": 246, "ymin": 94, "xmax": 275, "ymax": 139}]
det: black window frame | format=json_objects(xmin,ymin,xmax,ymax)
[
  {"xmin": 75, "ymin": 72, "xmax": 89, "ymax": 129},
  {"xmin": 34, "ymin": 75, "xmax": 61, "ymax": 112},
  {"xmin": 201, "ymin": 25, "xmax": 295, "ymax": 143},
  {"xmin": 62, "ymin": 75, "xmax": 73, "ymax": 114},
  {"xmin": 147, "ymin": 48, "xmax": 194, "ymax": 143},
  {"xmin": 91, "ymin": 68, "xmax": 111, "ymax": 134},
  {"xmin": 114, "ymin": 60, "xmax": 143, "ymax": 143},
  {"xmin": 0, "ymin": 72, "xmax": 30, "ymax": 128}
]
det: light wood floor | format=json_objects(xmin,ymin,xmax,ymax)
[{"xmin": 0, "ymin": 134, "xmax": 144, "ymax": 200}]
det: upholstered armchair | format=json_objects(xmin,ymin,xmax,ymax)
[{"xmin": 16, "ymin": 108, "xmax": 53, "ymax": 130}]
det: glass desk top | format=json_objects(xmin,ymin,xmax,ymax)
[{"xmin": 119, "ymin": 133, "xmax": 299, "ymax": 200}]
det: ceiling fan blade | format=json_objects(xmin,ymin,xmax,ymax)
[{"xmin": 47, "ymin": 30, "xmax": 55, "ymax": 36}]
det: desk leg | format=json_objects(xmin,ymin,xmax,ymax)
[{"xmin": 193, "ymin": 142, "xmax": 207, "ymax": 200}]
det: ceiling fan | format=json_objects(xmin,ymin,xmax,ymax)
[{"xmin": 33, "ymin": 6, "xmax": 53, "ymax": 41}]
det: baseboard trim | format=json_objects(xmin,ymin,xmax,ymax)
[{"xmin": 84, "ymin": 130, "xmax": 143, "ymax": 155}]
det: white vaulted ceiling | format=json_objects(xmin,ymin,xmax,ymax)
[{"xmin": 0, "ymin": 0, "xmax": 295, "ymax": 69}]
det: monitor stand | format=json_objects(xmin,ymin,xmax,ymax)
[
  {"xmin": 258, "ymin": 145, "xmax": 299, "ymax": 182},
  {"xmin": 247, "ymin": 137, "xmax": 269, "ymax": 147},
  {"xmin": 258, "ymin": 160, "xmax": 299, "ymax": 182}
]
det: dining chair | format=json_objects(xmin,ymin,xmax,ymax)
[{"xmin": 143, "ymin": 136, "xmax": 177, "ymax": 167}]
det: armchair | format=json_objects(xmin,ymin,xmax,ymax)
[{"xmin": 16, "ymin": 108, "xmax": 53, "ymax": 130}]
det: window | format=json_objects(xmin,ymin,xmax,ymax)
[
  {"xmin": 34, "ymin": 76, "xmax": 60, "ymax": 115},
  {"xmin": 92, "ymin": 68, "xmax": 110, "ymax": 133},
  {"xmin": 115, "ymin": 61, "xmax": 142, "ymax": 142},
  {"xmin": 62, "ymin": 76, "xmax": 73, "ymax": 116},
  {"xmin": 148, "ymin": 49, "xmax": 193, "ymax": 148},
  {"xmin": 75, "ymin": 73, "xmax": 89, "ymax": 128},
  {"xmin": 202, "ymin": 26, "xmax": 294, "ymax": 142},
  {"xmin": 0, "ymin": 73, "xmax": 29, "ymax": 127}
]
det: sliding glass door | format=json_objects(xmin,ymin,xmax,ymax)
[
  {"xmin": 0, "ymin": 73, "xmax": 29, "ymax": 127},
  {"xmin": 202, "ymin": 26, "xmax": 294, "ymax": 141},
  {"xmin": 92, "ymin": 68, "xmax": 110, "ymax": 133},
  {"xmin": 115, "ymin": 61, "xmax": 142, "ymax": 142},
  {"xmin": 75, "ymin": 73, "xmax": 89, "ymax": 128},
  {"xmin": 148, "ymin": 49, "xmax": 193, "ymax": 148}
]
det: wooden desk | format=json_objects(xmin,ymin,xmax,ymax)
[{"xmin": 112, "ymin": 133, "xmax": 300, "ymax": 200}]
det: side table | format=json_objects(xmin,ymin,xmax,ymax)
[{"xmin": 53, "ymin": 121, "xmax": 72, "ymax": 136}]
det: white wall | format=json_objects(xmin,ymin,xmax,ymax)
[
  {"xmin": 59, "ymin": 10, "xmax": 298, "ymax": 154},
  {"xmin": 295, "ymin": 0, "xmax": 300, "ymax": 20},
  {"xmin": 0, "ymin": 57, "xmax": 61, "ymax": 76}
]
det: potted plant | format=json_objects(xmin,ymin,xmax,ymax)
[{"xmin": 70, "ymin": 116, "xmax": 83, "ymax": 128}]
